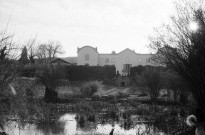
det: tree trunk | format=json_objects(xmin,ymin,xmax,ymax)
[
  {"xmin": 191, "ymin": 86, "xmax": 205, "ymax": 122},
  {"xmin": 173, "ymin": 89, "xmax": 179, "ymax": 102},
  {"xmin": 195, "ymin": 105, "xmax": 205, "ymax": 123},
  {"xmin": 150, "ymin": 88, "xmax": 159, "ymax": 103},
  {"xmin": 44, "ymin": 87, "xmax": 58, "ymax": 103},
  {"xmin": 196, "ymin": 98, "xmax": 205, "ymax": 122}
]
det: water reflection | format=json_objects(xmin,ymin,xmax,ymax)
[
  {"xmin": 4, "ymin": 122, "xmax": 41, "ymax": 135},
  {"xmin": 4, "ymin": 113, "xmax": 167, "ymax": 135},
  {"xmin": 59, "ymin": 114, "xmax": 77, "ymax": 135}
]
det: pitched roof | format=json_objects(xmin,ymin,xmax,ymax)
[
  {"xmin": 51, "ymin": 58, "xmax": 73, "ymax": 65},
  {"xmin": 118, "ymin": 48, "xmax": 138, "ymax": 55},
  {"xmin": 61, "ymin": 57, "xmax": 77, "ymax": 64},
  {"xmin": 118, "ymin": 48, "xmax": 154, "ymax": 56}
]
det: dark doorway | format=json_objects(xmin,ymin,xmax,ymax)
[{"xmin": 121, "ymin": 82, "xmax": 125, "ymax": 87}]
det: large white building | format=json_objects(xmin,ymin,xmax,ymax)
[{"xmin": 77, "ymin": 46, "xmax": 156, "ymax": 75}]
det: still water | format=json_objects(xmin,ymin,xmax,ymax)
[{"xmin": 4, "ymin": 114, "xmax": 167, "ymax": 135}]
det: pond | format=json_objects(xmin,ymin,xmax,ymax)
[{"xmin": 4, "ymin": 114, "xmax": 168, "ymax": 135}]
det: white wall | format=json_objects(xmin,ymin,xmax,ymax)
[
  {"xmin": 77, "ymin": 46, "xmax": 98, "ymax": 66},
  {"xmin": 116, "ymin": 49, "xmax": 153, "ymax": 75},
  {"xmin": 77, "ymin": 46, "xmax": 154, "ymax": 75},
  {"xmin": 98, "ymin": 54, "xmax": 117, "ymax": 66},
  {"xmin": 116, "ymin": 49, "xmax": 137, "ymax": 74}
]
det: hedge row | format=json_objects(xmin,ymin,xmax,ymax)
[
  {"xmin": 64, "ymin": 65, "xmax": 116, "ymax": 81},
  {"xmin": 20, "ymin": 64, "xmax": 116, "ymax": 81}
]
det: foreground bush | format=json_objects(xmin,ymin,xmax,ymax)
[{"xmin": 80, "ymin": 81, "xmax": 103, "ymax": 97}]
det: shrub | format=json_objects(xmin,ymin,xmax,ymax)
[
  {"xmin": 19, "ymin": 65, "xmax": 36, "ymax": 77},
  {"xmin": 75, "ymin": 102, "xmax": 94, "ymax": 114},
  {"xmin": 117, "ymin": 92, "xmax": 129, "ymax": 99},
  {"xmin": 80, "ymin": 81, "xmax": 103, "ymax": 97},
  {"xmin": 78, "ymin": 115, "xmax": 86, "ymax": 127},
  {"xmin": 87, "ymin": 115, "xmax": 96, "ymax": 122},
  {"xmin": 137, "ymin": 92, "xmax": 148, "ymax": 97},
  {"xmin": 89, "ymin": 101, "xmax": 109, "ymax": 111}
]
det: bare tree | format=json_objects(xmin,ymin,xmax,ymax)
[
  {"xmin": 26, "ymin": 37, "xmax": 38, "ymax": 64},
  {"xmin": 0, "ymin": 30, "xmax": 17, "ymax": 93},
  {"xmin": 0, "ymin": 31, "xmax": 17, "ymax": 60},
  {"xmin": 142, "ymin": 66, "xmax": 163, "ymax": 102},
  {"xmin": 132, "ymin": 66, "xmax": 164, "ymax": 102},
  {"xmin": 149, "ymin": 1, "xmax": 205, "ymax": 121},
  {"xmin": 19, "ymin": 46, "xmax": 29, "ymax": 65},
  {"xmin": 35, "ymin": 41, "xmax": 64, "ymax": 102},
  {"xmin": 36, "ymin": 41, "xmax": 63, "ymax": 64},
  {"xmin": 36, "ymin": 65, "xmax": 61, "ymax": 102},
  {"xmin": 0, "ymin": 28, "xmax": 18, "ymax": 130}
]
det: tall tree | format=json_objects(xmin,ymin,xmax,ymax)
[
  {"xmin": 36, "ymin": 65, "xmax": 61, "ymax": 102},
  {"xmin": 0, "ymin": 29, "xmax": 18, "ymax": 130},
  {"xmin": 163, "ymin": 70, "xmax": 189, "ymax": 102},
  {"xmin": 132, "ymin": 66, "xmax": 164, "ymax": 102},
  {"xmin": 0, "ymin": 30, "xmax": 17, "ymax": 93},
  {"xmin": 35, "ymin": 41, "xmax": 64, "ymax": 102},
  {"xmin": 142, "ymin": 66, "xmax": 163, "ymax": 102},
  {"xmin": 19, "ymin": 46, "xmax": 29, "ymax": 65},
  {"xmin": 26, "ymin": 37, "xmax": 38, "ymax": 64},
  {"xmin": 149, "ymin": 1, "xmax": 205, "ymax": 121}
]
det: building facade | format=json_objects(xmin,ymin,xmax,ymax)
[{"xmin": 77, "ymin": 46, "xmax": 156, "ymax": 75}]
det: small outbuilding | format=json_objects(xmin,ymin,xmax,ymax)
[
  {"xmin": 51, "ymin": 58, "xmax": 74, "ymax": 66},
  {"xmin": 115, "ymin": 75, "xmax": 130, "ymax": 87}
]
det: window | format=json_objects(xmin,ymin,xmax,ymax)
[
  {"xmin": 85, "ymin": 54, "xmax": 89, "ymax": 61},
  {"xmin": 126, "ymin": 57, "xmax": 129, "ymax": 62},
  {"xmin": 146, "ymin": 58, "xmax": 151, "ymax": 63},
  {"xmin": 138, "ymin": 58, "xmax": 142, "ymax": 62},
  {"xmin": 123, "ymin": 64, "xmax": 132, "ymax": 72},
  {"xmin": 111, "ymin": 58, "xmax": 115, "ymax": 63},
  {"xmin": 105, "ymin": 58, "xmax": 109, "ymax": 63}
]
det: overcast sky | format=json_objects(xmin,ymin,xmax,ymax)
[{"xmin": 0, "ymin": 0, "xmax": 175, "ymax": 57}]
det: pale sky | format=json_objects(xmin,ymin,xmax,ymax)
[{"xmin": 0, "ymin": 0, "xmax": 175, "ymax": 57}]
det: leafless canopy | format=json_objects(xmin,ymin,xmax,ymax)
[
  {"xmin": 0, "ymin": 29, "xmax": 17, "ymax": 94},
  {"xmin": 36, "ymin": 41, "xmax": 64, "ymax": 64},
  {"xmin": 149, "ymin": 0, "xmax": 205, "ymax": 116},
  {"xmin": 25, "ymin": 36, "xmax": 38, "ymax": 64}
]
